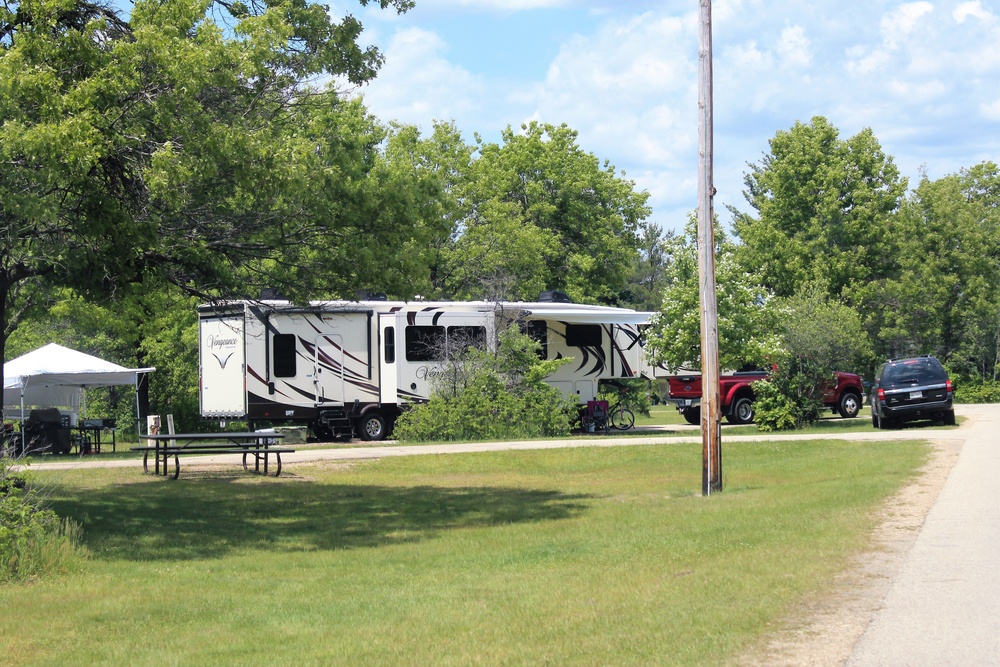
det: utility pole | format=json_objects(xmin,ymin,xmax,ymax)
[{"xmin": 698, "ymin": 0, "xmax": 722, "ymax": 495}]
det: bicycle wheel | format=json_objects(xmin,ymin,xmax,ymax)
[{"xmin": 611, "ymin": 407, "xmax": 635, "ymax": 430}]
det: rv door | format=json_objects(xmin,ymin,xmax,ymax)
[
  {"xmin": 378, "ymin": 312, "xmax": 398, "ymax": 404},
  {"xmin": 313, "ymin": 333, "xmax": 345, "ymax": 404}
]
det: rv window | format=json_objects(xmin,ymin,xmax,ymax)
[
  {"xmin": 447, "ymin": 326, "xmax": 486, "ymax": 351},
  {"xmin": 272, "ymin": 333, "xmax": 297, "ymax": 377},
  {"xmin": 405, "ymin": 325, "xmax": 445, "ymax": 362},
  {"xmin": 384, "ymin": 326, "xmax": 396, "ymax": 364},
  {"xmin": 520, "ymin": 320, "xmax": 548, "ymax": 359},
  {"xmin": 565, "ymin": 324, "xmax": 603, "ymax": 347}
]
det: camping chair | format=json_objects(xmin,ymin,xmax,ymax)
[{"xmin": 584, "ymin": 400, "xmax": 610, "ymax": 433}]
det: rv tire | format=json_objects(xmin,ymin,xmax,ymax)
[{"xmin": 359, "ymin": 412, "xmax": 388, "ymax": 441}]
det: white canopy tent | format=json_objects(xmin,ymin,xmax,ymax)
[{"xmin": 3, "ymin": 343, "xmax": 155, "ymax": 421}]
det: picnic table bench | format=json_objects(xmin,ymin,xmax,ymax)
[{"xmin": 132, "ymin": 432, "xmax": 295, "ymax": 479}]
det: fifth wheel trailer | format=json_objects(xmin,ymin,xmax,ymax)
[{"xmin": 198, "ymin": 298, "xmax": 653, "ymax": 441}]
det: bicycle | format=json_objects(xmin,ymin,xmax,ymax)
[{"xmin": 607, "ymin": 399, "xmax": 635, "ymax": 430}]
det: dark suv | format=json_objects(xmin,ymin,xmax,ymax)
[{"xmin": 871, "ymin": 356, "xmax": 954, "ymax": 428}]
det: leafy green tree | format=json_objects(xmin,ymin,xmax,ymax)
[
  {"xmin": 645, "ymin": 218, "xmax": 777, "ymax": 373},
  {"xmin": 732, "ymin": 117, "xmax": 907, "ymax": 302},
  {"xmin": 383, "ymin": 120, "xmax": 477, "ymax": 299},
  {"xmin": 260, "ymin": 104, "xmax": 452, "ymax": 301},
  {"xmin": 775, "ymin": 282, "xmax": 874, "ymax": 375},
  {"xmin": 437, "ymin": 122, "xmax": 651, "ymax": 303},
  {"xmin": 620, "ymin": 220, "xmax": 668, "ymax": 311},
  {"xmin": 751, "ymin": 372, "xmax": 823, "ymax": 432},
  {"xmin": 0, "ymin": 0, "xmax": 424, "ymax": 411},
  {"xmin": 438, "ymin": 201, "xmax": 560, "ymax": 301},
  {"xmin": 753, "ymin": 284, "xmax": 872, "ymax": 431},
  {"xmin": 872, "ymin": 162, "xmax": 1000, "ymax": 378}
]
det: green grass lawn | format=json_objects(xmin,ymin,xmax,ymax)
[{"xmin": 1, "ymin": 437, "xmax": 928, "ymax": 666}]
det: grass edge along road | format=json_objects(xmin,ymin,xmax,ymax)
[{"xmin": 2, "ymin": 437, "xmax": 927, "ymax": 666}]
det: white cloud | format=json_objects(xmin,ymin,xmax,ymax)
[
  {"xmin": 777, "ymin": 25, "xmax": 812, "ymax": 68},
  {"xmin": 845, "ymin": 47, "xmax": 891, "ymax": 77},
  {"xmin": 882, "ymin": 2, "xmax": 934, "ymax": 48},
  {"xmin": 847, "ymin": 1, "xmax": 934, "ymax": 75},
  {"xmin": 954, "ymin": 1, "xmax": 995, "ymax": 24},
  {"xmin": 520, "ymin": 12, "xmax": 699, "ymax": 165},
  {"xmin": 727, "ymin": 40, "xmax": 771, "ymax": 71},
  {"xmin": 982, "ymin": 99, "xmax": 1000, "ymax": 121},
  {"xmin": 887, "ymin": 78, "xmax": 949, "ymax": 101},
  {"xmin": 357, "ymin": 27, "xmax": 485, "ymax": 125}
]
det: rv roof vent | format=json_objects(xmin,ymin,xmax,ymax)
[
  {"xmin": 538, "ymin": 290, "xmax": 571, "ymax": 303},
  {"xmin": 355, "ymin": 290, "xmax": 388, "ymax": 301}
]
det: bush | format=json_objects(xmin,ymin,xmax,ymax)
[
  {"xmin": 750, "ymin": 284, "xmax": 869, "ymax": 431},
  {"xmin": 955, "ymin": 381, "xmax": 1000, "ymax": 404},
  {"xmin": 394, "ymin": 374, "xmax": 577, "ymax": 442},
  {"xmin": 1, "ymin": 461, "xmax": 86, "ymax": 582},
  {"xmin": 751, "ymin": 370, "xmax": 824, "ymax": 432},
  {"xmin": 394, "ymin": 327, "xmax": 578, "ymax": 442}
]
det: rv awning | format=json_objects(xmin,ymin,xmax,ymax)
[
  {"xmin": 3, "ymin": 343, "xmax": 155, "ymax": 410},
  {"xmin": 521, "ymin": 306, "xmax": 653, "ymax": 326}
]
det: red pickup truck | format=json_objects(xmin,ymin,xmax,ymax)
[{"xmin": 666, "ymin": 370, "xmax": 865, "ymax": 425}]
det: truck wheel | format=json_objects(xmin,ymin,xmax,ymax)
[
  {"xmin": 681, "ymin": 407, "xmax": 701, "ymax": 425},
  {"xmin": 874, "ymin": 411, "xmax": 895, "ymax": 430},
  {"xmin": 838, "ymin": 391, "xmax": 861, "ymax": 419},
  {"xmin": 727, "ymin": 396, "xmax": 754, "ymax": 425},
  {"xmin": 358, "ymin": 412, "xmax": 388, "ymax": 441}
]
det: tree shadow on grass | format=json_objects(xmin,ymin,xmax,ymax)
[{"xmin": 45, "ymin": 476, "xmax": 592, "ymax": 562}]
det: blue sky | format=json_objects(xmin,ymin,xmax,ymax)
[{"xmin": 336, "ymin": 0, "xmax": 1000, "ymax": 233}]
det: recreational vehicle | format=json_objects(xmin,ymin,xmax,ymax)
[{"xmin": 198, "ymin": 298, "xmax": 653, "ymax": 440}]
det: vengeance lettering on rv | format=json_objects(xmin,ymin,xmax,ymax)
[
  {"xmin": 206, "ymin": 335, "xmax": 239, "ymax": 350},
  {"xmin": 415, "ymin": 366, "xmax": 445, "ymax": 380}
]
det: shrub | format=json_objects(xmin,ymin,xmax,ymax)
[
  {"xmin": 394, "ymin": 327, "xmax": 578, "ymax": 442},
  {"xmin": 751, "ymin": 369, "xmax": 824, "ymax": 432},
  {"xmin": 752, "ymin": 284, "xmax": 869, "ymax": 431},
  {"xmin": 1, "ymin": 461, "xmax": 86, "ymax": 582},
  {"xmin": 394, "ymin": 375, "xmax": 577, "ymax": 442},
  {"xmin": 954, "ymin": 380, "xmax": 1000, "ymax": 404}
]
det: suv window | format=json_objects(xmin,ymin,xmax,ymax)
[{"xmin": 880, "ymin": 358, "xmax": 948, "ymax": 387}]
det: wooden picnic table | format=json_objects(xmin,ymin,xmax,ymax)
[{"xmin": 132, "ymin": 432, "xmax": 294, "ymax": 479}]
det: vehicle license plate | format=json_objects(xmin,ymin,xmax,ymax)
[
  {"xmin": 683, "ymin": 399, "xmax": 692, "ymax": 407},
  {"xmin": 910, "ymin": 390, "xmax": 923, "ymax": 399}
]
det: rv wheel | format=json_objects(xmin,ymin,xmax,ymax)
[{"xmin": 359, "ymin": 412, "xmax": 388, "ymax": 441}]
